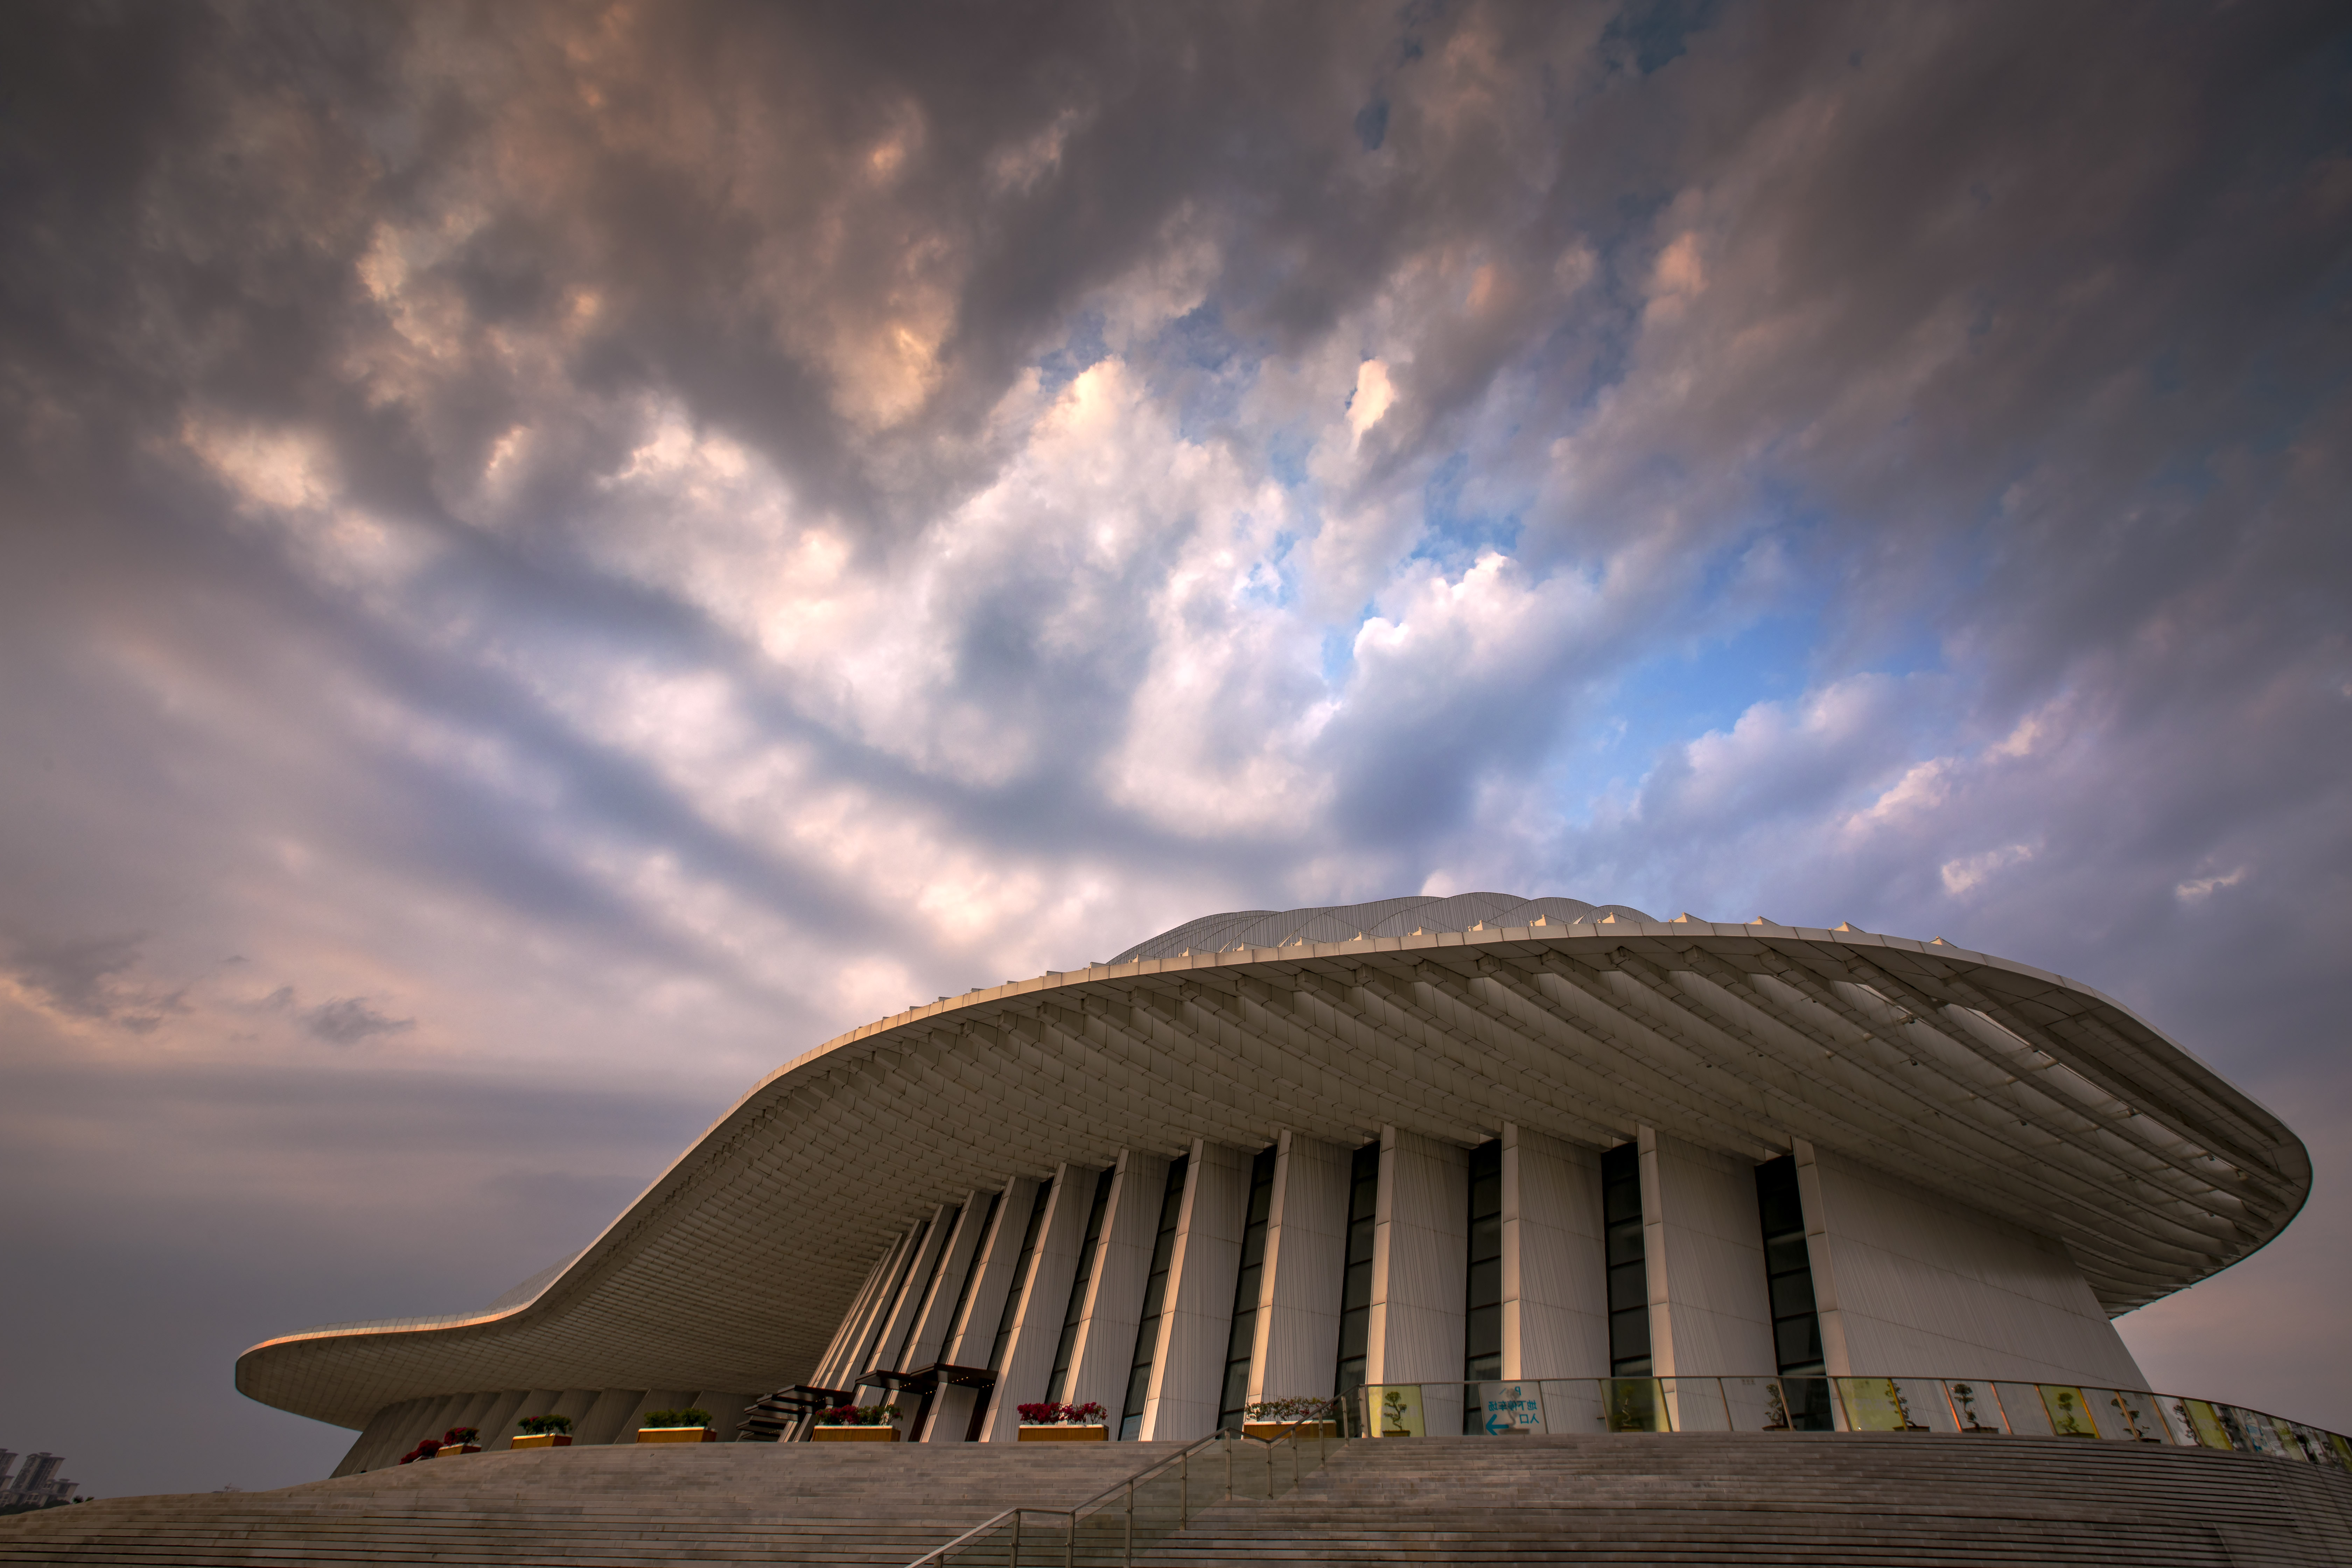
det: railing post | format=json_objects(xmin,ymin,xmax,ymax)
[
  {"xmin": 1181, "ymin": 1447, "xmax": 1189, "ymax": 1528},
  {"xmin": 1012, "ymin": 1508, "xmax": 1022, "ymax": 1568},
  {"xmin": 1224, "ymin": 1432, "xmax": 1232, "ymax": 1501},
  {"xmin": 1124, "ymin": 1478, "xmax": 1133, "ymax": 1568},
  {"xmin": 1064, "ymin": 1508, "xmax": 1074, "ymax": 1568}
]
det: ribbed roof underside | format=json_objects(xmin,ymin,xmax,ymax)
[
  {"xmin": 1113, "ymin": 894, "xmax": 1658, "ymax": 962},
  {"xmin": 237, "ymin": 917, "xmax": 2311, "ymax": 1432}
]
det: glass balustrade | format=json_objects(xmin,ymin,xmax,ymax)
[{"xmin": 1334, "ymin": 1376, "xmax": 2352, "ymax": 1474}]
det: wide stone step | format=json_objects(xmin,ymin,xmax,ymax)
[{"xmin": 0, "ymin": 1443, "xmax": 1191, "ymax": 1567}]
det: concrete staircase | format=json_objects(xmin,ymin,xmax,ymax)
[
  {"xmin": 1144, "ymin": 1433, "xmax": 2352, "ymax": 1566},
  {"xmin": 11, "ymin": 1433, "xmax": 2352, "ymax": 1566},
  {"xmin": 0, "ymin": 1441, "xmax": 1185, "ymax": 1566}
]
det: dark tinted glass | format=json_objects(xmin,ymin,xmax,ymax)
[
  {"xmin": 1602, "ymin": 1141, "xmax": 1649, "ymax": 1376},
  {"xmin": 1121, "ymin": 1157, "xmax": 1190, "ymax": 1437},
  {"xmin": 1333, "ymin": 1141, "xmax": 1382, "ymax": 1395},
  {"xmin": 987, "ymin": 1181, "xmax": 1055, "ymax": 1372},
  {"xmin": 1769, "ymin": 1271, "xmax": 1817, "ymax": 1321},
  {"xmin": 1218, "ymin": 1144, "xmax": 1279, "ymax": 1431},
  {"xmin": 1608, "ymin": 1265, "xmax": 1647, "ymax": 1314},
  {"xmin": 1754, "ymin": 1155, "xmax": 1826, "ymax": 1378},
  {"xmin": 1775, "ymin": 1314, "xmax": 1823, "ymax": 1369}
]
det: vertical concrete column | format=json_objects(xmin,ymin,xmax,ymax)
[
  {"xmin": 474, "ymin": 1390, "xmax": 530, "ymax": 1451},
  {"xmin": 1062, "ymin": 1147, "xmax": 1171, "ymax": 1416},
  {"xmin": 978, "ymin": 1163, "xmax": 1098, "ymax": 1441},
  {"xmin": 817, "ymin": 1231, "xmax": 913, "ymax": 1389},
  {"xmin": 1792, "ymin": 1136, "xmax": 2145, "ymax": 1386},
  {"xmin": 1791, "ymin": 1137, "xmax": 1854, "ymax": 1377},
  {"xmin": 1363, "ymin": 1126, "xmax": 1469, "ymax": 1388},
  {"xmin": 903, "ymin": 1189, "xmax": 992, "ymax": 1368},
  {"xmin": 578, "ymin": 1388, "xmax": 651, "ymax": 1446},
  {"xmin": 863, "ymin": 1205, "xmax": 954, "ymax": 1377},
  {"xmin": 1640, "ymin": 1128, "xmax": 1774, "ymax": 1375},
  {"xmin": 1141, "ymin": 1139, "xmax": 1252, "ymax": 1440},
  {"xmin": 1501, "ymin": 1124, "xmax": 1608, "ymax": 1379},
  {"xmin": 812, "ymin": 1238, "xmax": 902, "ymax": 1387},
  {"xmin": 943, "ymin": 1176, "xmax": 1043, "ymax": 1366},
  {"xmin": 336, "ymin": 1396, "xmax": 436, "ymax": 1474},
  {"xmin": 1248, "ymin": 1130, "xmax": 1349, "ymax": 1404}
]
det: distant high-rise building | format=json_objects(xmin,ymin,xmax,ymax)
[{"xmin": 0, "ymin": 1452, "xmax": 69, "ymax": 1507}]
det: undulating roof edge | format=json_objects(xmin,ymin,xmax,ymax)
[{"xmin": 236, "ymin": 916, "xmax": 2312, "ymax": 1431}]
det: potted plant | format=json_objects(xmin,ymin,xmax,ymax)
[
  {"xmin": 396, "ymin": 1435, "xmax": 443, "ymax": 1464},
  {"xmin": 512, "ymin": 1413, "xmax": 575, "ymax": 1450},
  {"xmin": 433, "ymin": 1427, "xmax": 482, "ymax": 1457},
  {"xmin": 635, "ymin": 1407, "xmax": 717, "ymax": 1444},
  {"xmin": 1241, "ymin": 1397, "xmax": 1339, "ymax": 1441},
  {"xmin": 811, "ymin": 1403, "xmax": 903, "ymax": 1442},
  {"xmin": 1015, "ymin": 1401, "xmax": 1108, "ymax": 1441}
]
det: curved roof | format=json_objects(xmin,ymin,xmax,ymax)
[
  {"xmin": 238, "ymin": 905, "xmax": 2311, "ymax": 1431},
  {"xmin": 1112, "ymin": 894, "xmax": 1660, "ymax": 962}
]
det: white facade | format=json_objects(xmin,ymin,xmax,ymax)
[{"xmin": 231, "ymin": 895, "xmax": 2311, "ymax": 1470}]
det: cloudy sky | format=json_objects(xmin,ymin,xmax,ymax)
[{"xmin": 2, "ymin": 1, "xmax": 2346, "ymax": 1498}]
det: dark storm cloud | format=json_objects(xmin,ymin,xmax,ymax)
[{"xmin": 1, "ymin": 0, "xmax": 2348, "ymax": 1495}]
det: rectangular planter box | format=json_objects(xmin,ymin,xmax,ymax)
[
  {"xmin": 1018, "ymin": 1425, "xmax": 1109, "ymax": 1442},
  {"xmin": 434, "ymin": 1444, "xmax": 481, "ymax": 1457},
  {"xmin": 1242, "ymin": 1421, "xmax": 1339, "ymax": 1441},
  {"xmin": 635, "ymin": 1427, "xmax": 715, "ymax": 1444},
  {"xmin": 812, "ymin": 1426, "xmax": 899, "ymax": 1442},
  {"xmin": 510, "ymin": 1434, "xmax": 573, "ymax": 1449}
]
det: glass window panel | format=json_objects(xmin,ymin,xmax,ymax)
[
  {"xmin": 1764, "ymin": 1234, "xmax": 1812, "ymax": 1276},
  {"xmin": 2087, "ymin": 1387, "xmax": 2164, "ymax": 1443},
  {"xmin": 1540, "ymin": 1379, "xmax": 1603, "ymax": 1434},
  {"xmin": 1610, "ymin": 1306, "xmax": 1650, "ymax": 1362},
  {"xmin": 1944, "ymin": 1380, "xmax": 2005, "ymax": 1434},
  {"xmin": 1720, "ymin": 1376, "xmax": 1787, "ymax": 1432},
  {"xmin": 1663, "ymin": 1378, "xmax": 1731, "ymax": 1432},
  {"xmin": 1464, "ymin": 1312, "xmax": 1501, "ymax": 1360},
  {"xmin": 1606, "ymin": 1223, "xmax": 1645, "ymax": 1267},
  {"xmin": 1993, "ymin": 1382, "xmax": 2054, "ymax": 1437},
  {"xmin": 1469, "ymin": 1380, "xmax": 1545, "ymax": 1435},
  {"xmin": 1892, "ymin": 1379, "xmax": 1958, "ymax": 1433},
  {"xmin": 2039, "ymin": 1385, "xmax": 2100, "ymax": 1438},
  {"xmin": 1608, "ymin": 1264, "xmax": 1646, "ymax": 1314},
  {"xmin": 1466, "ymin": 1257, "xmax": 1502, "ymax": 1310},
  {"xmin": 1837, "ymin": 1377, "xmax": 1907, "ymax": 1432},
  {"xmin": 1773, "ymin": 1315, "xmax": 1821, "ymax": 1370},
  {"xmin": 1601, "ymin": 1378, "xmax": 1669, "ymax": 1432},
  {"xmin": 1220, "ymin": 1362, "xmax": 1250, "ymax": 1415},
  {"xmin": 1769, "ymin": 1273, "xmax": 1817, "ymax": 1320},
  {"xmin": 1468, "ymin": 1214, "xmax": 1502, "ymax": 1260},
  {"xmin": 1779, "ymin": 1377, "xmax": 1837, "ymax": 1432},
  {"xmin": 1224, "ymin": 1309, "xmax": 1255, "ymax": 1362}
]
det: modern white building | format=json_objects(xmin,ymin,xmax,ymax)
[{"xmin": 235, "ymin": 894, "xmax": 2312, "ymax": 1474}]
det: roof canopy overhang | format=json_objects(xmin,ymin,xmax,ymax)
[{"xmin": 238, "ymin": 916, "xmax": 2309, "ymax": 1430}]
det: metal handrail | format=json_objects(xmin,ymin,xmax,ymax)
[{"xmin": 903, "ymin": 1409, "xmax": 1345, "ymax": 1568}]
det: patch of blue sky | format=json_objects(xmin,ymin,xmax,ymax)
[
  {"xmin": 1035, "ymin": 312, "xmax": 1108, "ymax": 395},
  {"xmin": 1407, "ymin": 450, "xmax": 1526, "ymax": 574},
  {"xmin": 1601, "ymin": 0, "xmax": 1723, "ymax": 77},
  {"xmin": 1578, "ymin": 610, "xmax": 1826, "ymax": 788},
  {"xmin": 1137, "ymin": 299, "xmax": 1269, "ymax": 443},
  {"xmin": 1320, "ymin": 617, "xmax": 1371, "ymax": 688}
]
